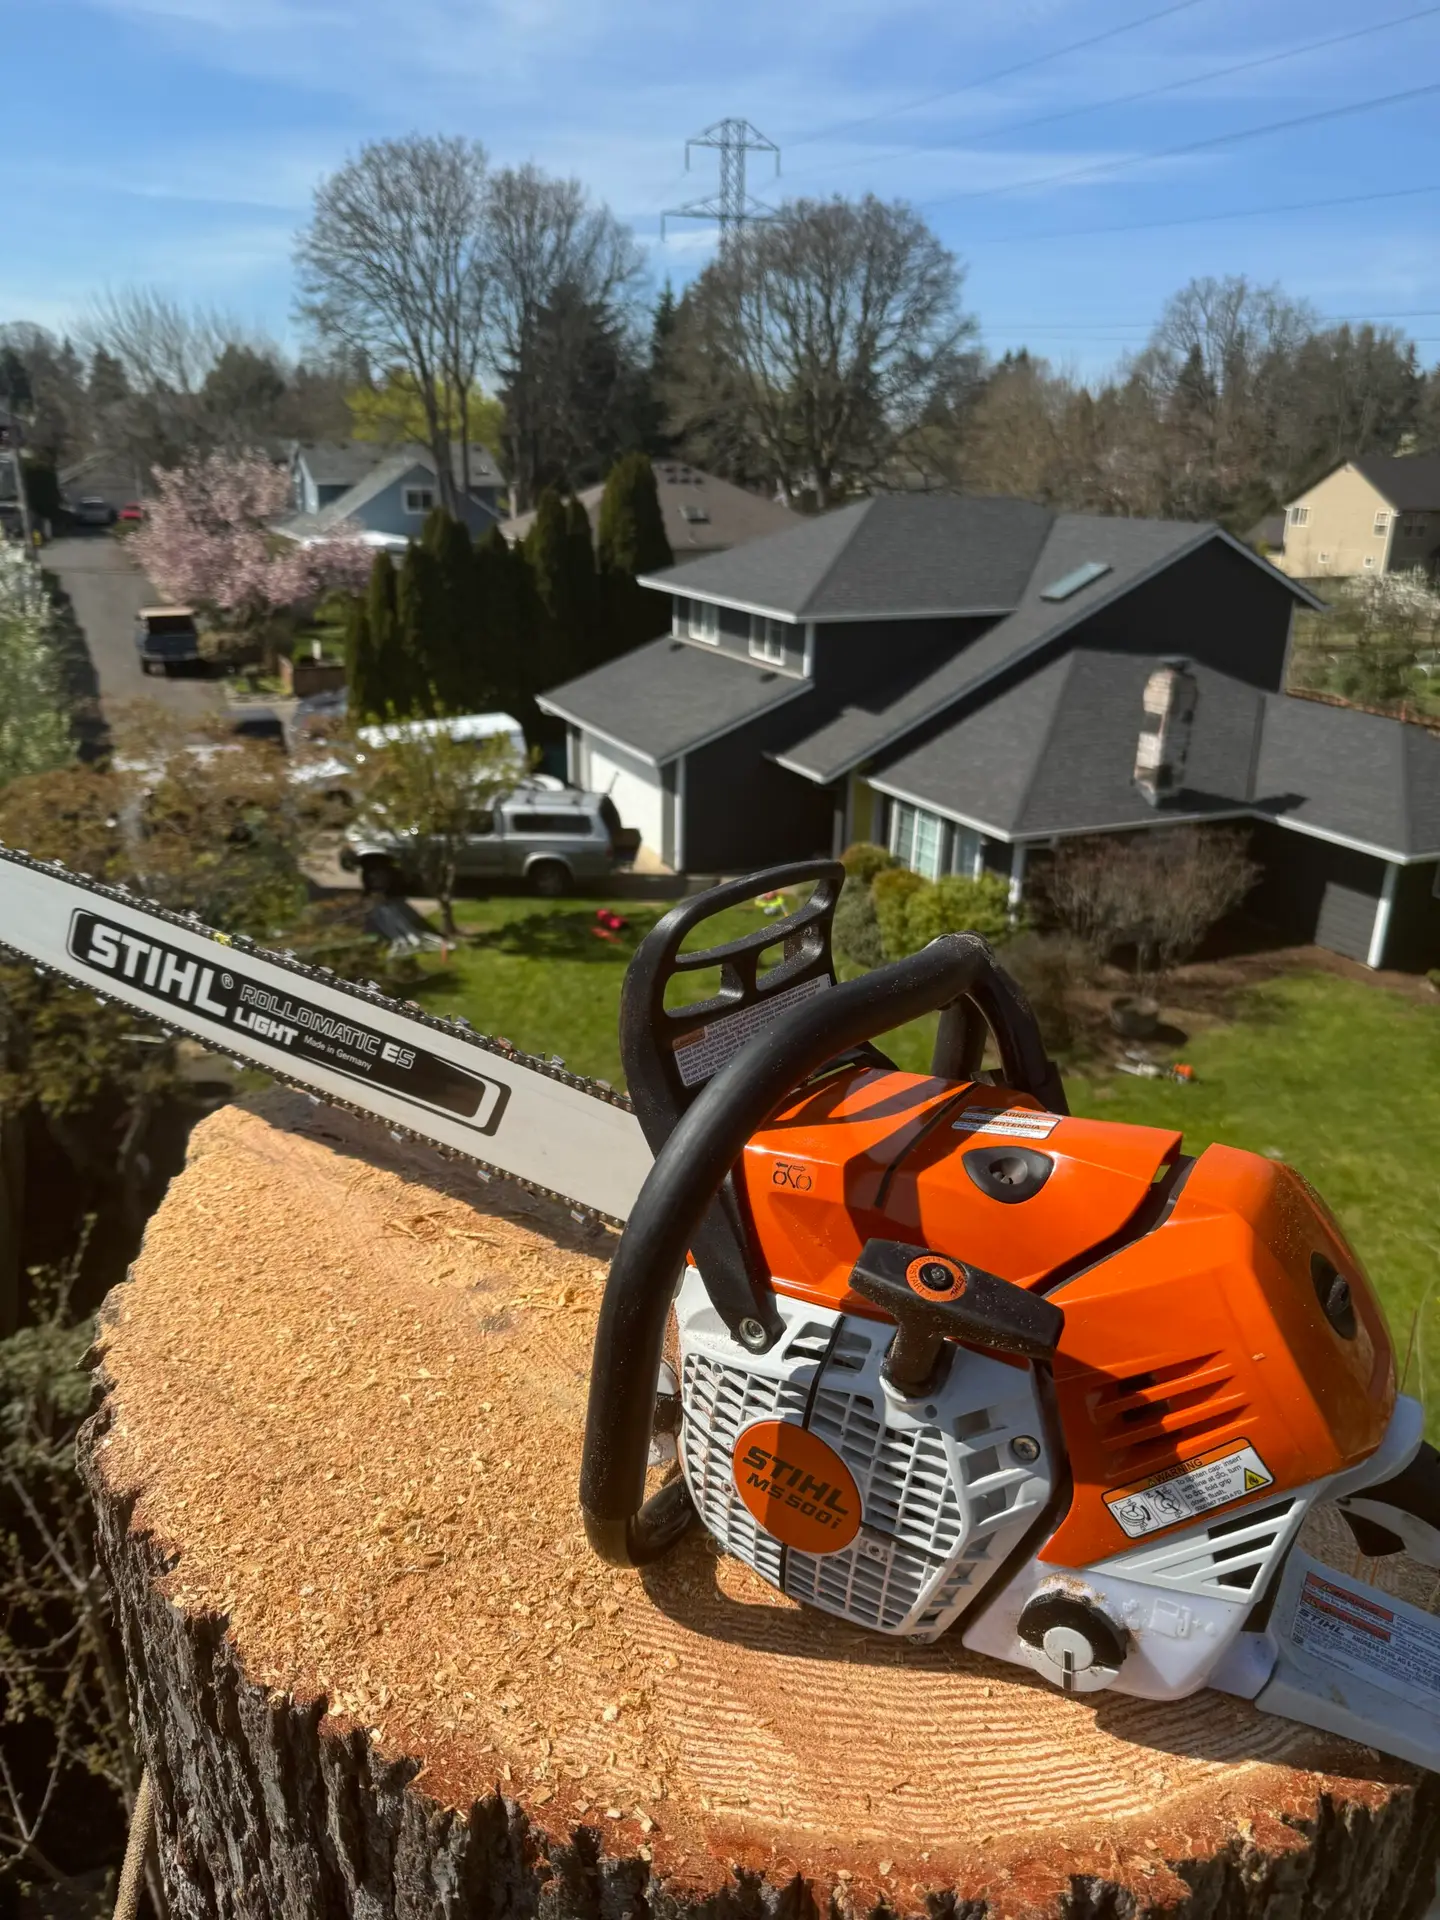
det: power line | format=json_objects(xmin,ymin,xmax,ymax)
[
  {"xmin": 957, "ymin": 179, "xmax": 1440, "ymax": 245},
  {"xmin": 981, "ymin": 309, "xmax": 1440, "ymax": 329},
  {"xmin": 783, "ymin": 4, "xmax": 1440, "ymax": 185},
  {"xmin": 781, "ymin": 0, "xmax": 1212, "ymax": 151},
  {"xmin": 917, "ymin": 77, "xmax": 1440, "ymax": 212}
]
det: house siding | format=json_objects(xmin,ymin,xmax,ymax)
[
  {"xmin": 810, "ymin": 616, "xmax": 997, "ymax": 703},
  {"xmin": 1277, "ymin": 465, "xmax": 1395, "ymax": 580},
  {"xmin": 1055, "ymin": 540, "xmax": 1295, "ymax": 692},
  {"xmin": 1249, "ymin": 822, "xmax": 1384, "ymax": 961},
  {"xmin": 348, "ymin": 465, "xmax": 498, "ymax": 539},
  {"xmin": 1385, "ymin": 860, "xmax": 1440, "ymax": 972},
  {"xmin": 683, "ymin": 709, "xmax": 836, "ymax": 871}
]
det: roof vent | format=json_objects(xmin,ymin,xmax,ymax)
[
  {"xmin": 1134, "ymin": 659, "xmax": 1198, "ymax": 807},
  {"xmin": 680, "ymin": 504, "xmax": 709, "ymax": 523},
  {"xmin": 1040, "ymin": 560, "xmax": 1112, "ymax": 601}
]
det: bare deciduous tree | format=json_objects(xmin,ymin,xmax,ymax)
[
  {"xmin": 481, "ymin": 164, "xmax": 643, "ymax": 511},
  {"xmin": 668, "ymin": 194, "xmax": 978, "ymax": 508},
  {"xmin": 296, "ymin": 135, "xmax": 490, "ymax": 513},
  {"xmin": 1044, "ymin": 826, "xmax": 1260, "ymax": 986}
]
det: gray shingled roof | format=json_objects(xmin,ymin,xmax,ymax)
[
  {"xmin": 538, "ymin": 634, "xmax": 808, "ymax": 764},
  {"xmin": 872, "ymin": 652, "xmax": 1440, "ymax": 859},
  {"xmin": 295, "ymin": 439, "xmax": 504, "ymax": 492},
  {"xmin": 1254, "ymin": 695, "xmax": 1440, "ymax": 857},
  {"xmin": 1350, "ymin": 453, "xmax": 1440, "ymax": 512},
  {"xmin": 873, "ymin": 652, "xmax": 1263, "ymax": 839},
  {"xmin": 641, "ymin": 495, "xmax": 1056, "ymax": 619},
  {"xmin": 777, "ymin": 514, "xmax": 1219, "ymax": 783}
]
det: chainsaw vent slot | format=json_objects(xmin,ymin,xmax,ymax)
[
  {"xmin": 1092, "ymin": 1354, "xmax": 1248, "ymax": 1474},
  {"xmin": 809, "ymin": 1391, "xmax": 969, "ymax": 1561},
  {"xmin": 827, "ymin": 1330, "xmax": 871, "ymax": 1373},
  {"xmin": 954, "ymin": 1407, "xmax": 997, "ymax": 1442},
  {"xmin": 1108, "ymin": 1495, "xmax": 1301, "ymax": 1600},
  {"xmin": 782, "ymin": 1323, "xmax": 836, "ymax": 1366}
]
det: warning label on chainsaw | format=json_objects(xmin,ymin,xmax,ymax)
[
  {"xmin": 1104, "ymin": 1438, "xmax": 1274, "ymax": 1539},
  {"xmin": 1281, "ymin": 1555, "xmax": 1440, "ymax": 1704},
  {"xmin": 673, "ymin": 975, "xmax": 829, "ymax": 1088},
  {"xmin": 952, "ymin": 1105, "xmax": 1060, "ymax": 1140}
]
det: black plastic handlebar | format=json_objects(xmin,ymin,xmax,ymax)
[{"xmin": 580, "ymin": 930, "xmax": 1063, "ymax": 1566}]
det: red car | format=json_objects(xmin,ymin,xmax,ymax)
[{"xmin": 118, "ymin": 502, "xmax": 145, "ymax": 523}]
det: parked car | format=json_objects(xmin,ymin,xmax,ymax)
[
  {"xmin": 133, "ymin": 606, "xmax": 201, "ymax": 675},
  {"xmin": 118, "ymin": 502, "xmax": 145, "ymax": 524},
  {"xmin": 71, "ymin": 496, "xmax": 116, "ymax": 527},
  {"xmin": 340, "ymin": 786, "xmax": 635, "ymax": 897}
]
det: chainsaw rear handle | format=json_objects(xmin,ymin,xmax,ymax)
[{"xmin": 580, "ymin": 930, "xmax": 1064, "ymax": 1567}]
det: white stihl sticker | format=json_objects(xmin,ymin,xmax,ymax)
[
  {"xmin": 672, "ymin": 975, "xmax": 829, "ymax": 1088},
  {"xmin": 1104, "ymin": 1438, "xmax": 1274, "ymax": 1539},
  {"xmin": 1280, "ymin": 1555, "xmax": 1440, "ymax": 1704},
  {"xmin": 952, "ymin": 1105, "xmax": 1060, "ymax": 1140}
]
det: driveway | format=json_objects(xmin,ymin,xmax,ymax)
[{"xmin": 44, "ymin": 534, "xmax": 223, "ymax": 722}]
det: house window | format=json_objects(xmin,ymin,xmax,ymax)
[
  {"xmin": 1403, "ymin": 513, "xmax": 1427, "ymax": 537},
  {"xmin": 687, "ymin": 601, "xmax": 719, "ymax": 643},
  {"xmin": 403, "ymin": 486, "xmax": 435, "ymax": 515},
  {"xmin": 749, "ymin": 616, "xmax": 785, "ymax": 664},
  {"xmin": 890, "ymin": 801, "xmax": 944, "ymax": 881},
  {"xmin": 951, "ymin": 826, "xmax": 983, "ymax": 879},
  {"xmin": 1317, "ymin": 551, "xmax": 1330, "ymax": 565},
  {"xmin": 1288, "ymin": 505, "xmax": 1309, "ymax": 527},
  {"xmin": 1373, "ymin": 511, "xmax": 1389, "ymax": 535},
  {"xmin": 1364, "ymin": 554, "xmax": 1375, "ymax": 569}
]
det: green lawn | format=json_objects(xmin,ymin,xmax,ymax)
[{"xmin": 411, "ymin": 899, "xmax": 1440, "ymax": 1415}]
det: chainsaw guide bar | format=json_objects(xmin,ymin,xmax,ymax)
[{"xmin": 0, "ymin": 842, "xmax": 652, "ymax": 1226}]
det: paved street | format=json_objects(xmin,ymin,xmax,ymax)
[{"xmin": 44, "ymin": 533, "xmax": 223, "ymax": 722}]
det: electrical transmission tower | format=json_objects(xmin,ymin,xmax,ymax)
[{"xmin": 662, "ymin": 119, "xmax": 780, "ymax": 254}]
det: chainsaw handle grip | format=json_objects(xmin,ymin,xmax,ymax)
[{"xmin": 580, "ymin": 931, "xmax": 1062, "ymax": 1567}]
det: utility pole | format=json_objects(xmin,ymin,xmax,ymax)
[{"xmin": 663, "ymin": 119, "xmax": 780, "ymax": 256}]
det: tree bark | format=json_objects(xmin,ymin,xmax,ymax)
[{"xmin": 79, "ymin": 1094, "xmax": 1440, "ymax": 1919}]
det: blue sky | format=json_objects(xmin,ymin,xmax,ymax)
[{"xmin": 4, "ymin": 0, "xmax": 1439, "ymax": 378}]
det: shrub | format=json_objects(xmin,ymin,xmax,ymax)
[
  {"xmin": 832, "ymin": 875, "xmax": 885, "ymax": 970},
  {"xmin": 997, "ymin": 931, "xmax": 1090, "ymax": 1054},
  {"xmin": 839, "ymin": 840, "xmax": 897, "ymax": 886},
  {"xmin": 904, "ymin": 872, "xmax": 1013, "ymax": 950},
  {"xmin": 871, "ymin": 866, "xmax": 928, "ymax": 958}
]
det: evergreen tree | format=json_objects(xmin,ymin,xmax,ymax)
[
  {"xmin": 396, "ymin": 541, "xmax": 440, "ymax": 717},
  {"xmin": 417, "ymin": 507, "xmax": 483, "ymax": 712},
  {"xmin": 343, "ymin": 595, "xmax": 379, "ymax": 722},
  {"xmin": 565, "ymin": 495, "xmax": 600, "ymax": 669},
  {"xmin": 365, "ymin": 550, "xmax": 422, "ymax": 719},
  {"xmin": 596, "ymin": 452, "xmax": 673, "ymax": 662},
  {"xmin": 524, "ymin": 487, "xmax": 581, "ymax": 687},
  {"xmin": 475, "ymin": 525, "xmax": 523, "ymax": 714},
  {"xmin": 649, "ymin": 284, "xmax": 680, "ymax": 453}
]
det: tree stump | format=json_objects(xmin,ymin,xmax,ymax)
[{"xmin": 81, "ymin": 1091, "xmax": 1440, "ymax": 1919}]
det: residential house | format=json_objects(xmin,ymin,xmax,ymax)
[
  {"xmin": 1276, "ymin": 453, "xmax": 1440, "ymax": 581},
  {"xmin": 500, "ymin": 460, "xmax": 795, "ymax": 557},
  {"xmin": 539, "ymin": 493, "xmax": 1440, "ymax": 971},
  {"xmin": 277, "ymin": 440, "xmax": 506, "ymax": 548}
]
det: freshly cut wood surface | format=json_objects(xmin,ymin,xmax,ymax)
[{"xmin": 85, "ymin": 1091, "xmax": 1440, "ymax": 1917}]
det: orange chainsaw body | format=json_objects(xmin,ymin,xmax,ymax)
[{"xmin": 737, "ymin": 1064, "xmax": 1395, "ymax": 1571}]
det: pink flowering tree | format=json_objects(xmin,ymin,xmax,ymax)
[{"xmin": 131, "ymin": 450, "xmax": 373, "ymax": 623}]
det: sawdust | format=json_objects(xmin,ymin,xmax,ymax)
[{"xmin": 91, "ymin": 1090, "xmax": 1422, "ymax": 1901}]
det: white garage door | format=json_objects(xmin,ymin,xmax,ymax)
[{"xmin": 587, "ymin": 742, "xmax": 666, "ymax": 860}]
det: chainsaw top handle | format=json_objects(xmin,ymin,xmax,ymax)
[{"xmin": 581, "ymin": 924, "xmax": 1064, "ymax": 1567}]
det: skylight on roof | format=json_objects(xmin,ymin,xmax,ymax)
[{"xmin": 1040, "ymin": 560, "xmax": 1112, "ymax": 602}]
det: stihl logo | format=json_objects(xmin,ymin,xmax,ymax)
[
  {"xmin": 65, "ymin": 909, "xmax": 509, "ymax": 1133},
  {"xmin": 77, "ymin": 914, "xmax": 242, "ymax": 1024},
  {"xmin": 739, "ymin": 1444, "xmax": 850, "ymax": 1518},
  {"xmin": 732, "ymin": 1419, "xmax": 862, "ymax": 1555}
]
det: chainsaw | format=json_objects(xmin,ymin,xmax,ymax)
[{"xmin": 3, "ymin": 845, "xmax": 1439, "ymax": 1771}]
